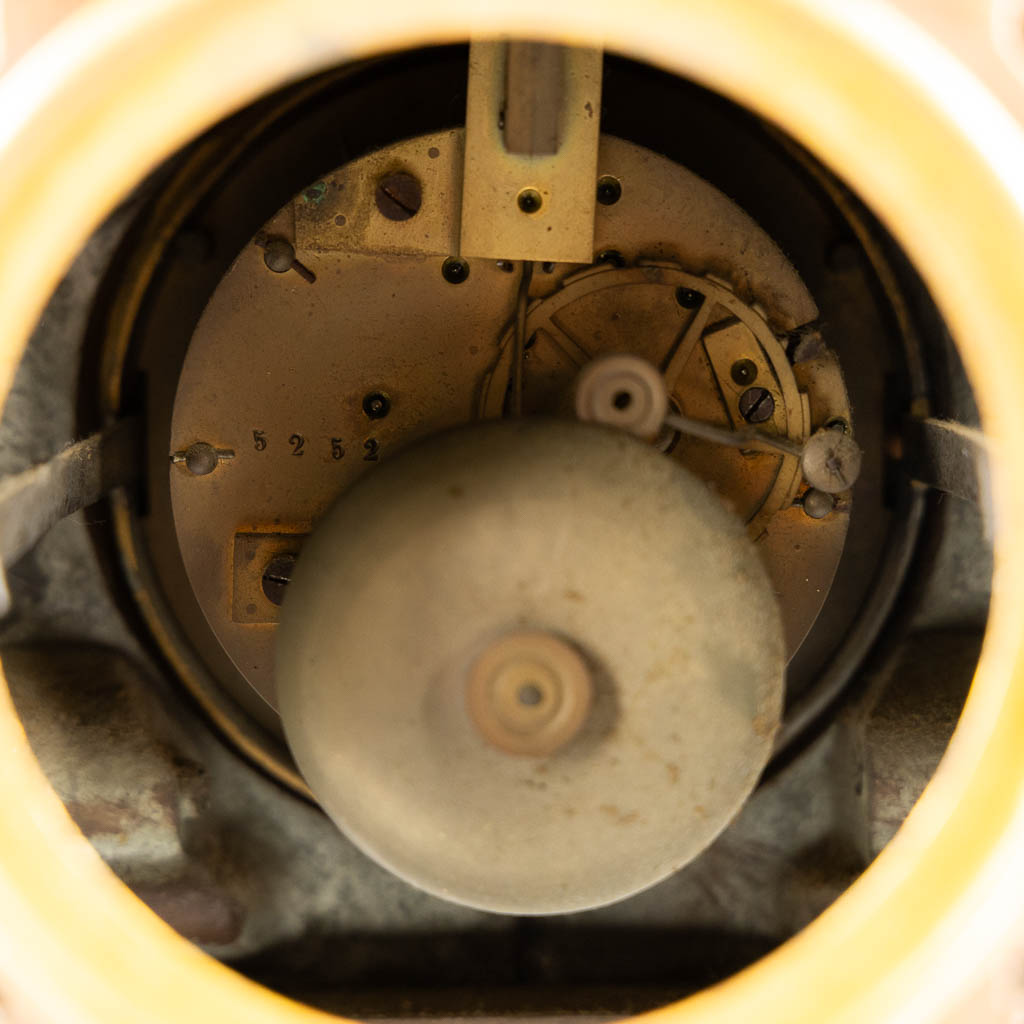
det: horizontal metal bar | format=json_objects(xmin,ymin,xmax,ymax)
[
  {"xmin": 0, "ymin": 417, "xmax": 140, "ymax": 575},
  {"xmin": 902, "ymin": 416, "xmax": 987, "ymax": 503}
]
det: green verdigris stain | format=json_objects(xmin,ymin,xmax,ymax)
[{"xmin": 301, "ymin": 181, "xmax": 328, "ymax": 205}]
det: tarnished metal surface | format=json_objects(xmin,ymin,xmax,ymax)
[
  {"xmin": 480, "ymin": 264, "xmax": 812, "ymax": 525},
  {"xmin": 170, "ymin": 230, "xmax": 520, "ymax": 708},
  {"xmin": 3, "ymin": 645, "xmax": 245, "ymax": 948},
  {"xmin": 2, "ymin": 638, "xmax": 915, "ymax": 1010},
  {"xmin": 836, "ymin": 629, "xmax": 981, "ymax": 862},
  {"xmin": 231, "ymin": 532, "xmax": 307, "ymax": 624},
  {"xmin": 460, "ymin": 42, "xmax": 602, "ymax": 262},
  {"xmin": 480, "ymin": 263, "xmax": 851, "ymax": 658},
  {"xmin": 0, "ymin": 417, "xmax": 138, "ymax": 613},
  {"xmin": 503, "ymin": 42, "xmax": 568, "ymax": 156},
  {"xmin": 290, "ymin": 129, "xmax": 819, "ymax": 330},
  {"xmin": 3, "ymin": 642, "xmax": 511, "ymax": 971},
  {"xmin": 295, "ymin": 133, "xmax": 464, "ymax": 258},
  {"xmin": 277, "ymin": 418, "xmax": 785, "ymax": 914},
  {"xmin": 903, "ymin": 416, "xmax": 988, "ymax": 505},
  {"xmin": 169, "ymin": 131, "xmax": 840, "ymax": 708}
]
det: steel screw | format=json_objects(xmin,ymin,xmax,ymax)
[
  {"xmin": 442, "ymin": 257, "xmax": 470, "ymax": 284},
  {"xmin": 184, "ymin": 443, "xmax": 219, "ymax": 476},
  {"xmin": 517, "ymin": 188, "xmax": 543, "ymax": 214},
  {"xmin": 262, "ymin": 553, "xmax": 297, "ymax": 607},
  {"xmin": 738, "ymin": 387, "xmax": 775, "ymax": 424},
  {"xmin": 596, "ymin": 175, "xmax": 622, "ymax": 206},
  {"xmin": 263, "ymin": 238, "xmax": 296, "ymax": 273},
  {"xmin": 802, "ymin": 489, "xmax": 835, "ymax": 519},
  {"xmin": 172, "ymin": 441, "xmax": 234, "ymax": 476},
  {"xmin": 375, "ymin": 172, "xmax": 422, "ymax": 221},
  {"xmin": 257, "ymin": 235, "xmax": 316, "ymax": 283},
  {"xmin": 363, "ymin": 392, "xmax": 391, "ymax": 420},
  {"xmin": 496, "ymin": 261, "xmax": 516, "ymax": 273}
]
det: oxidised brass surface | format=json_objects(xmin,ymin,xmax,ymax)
[
  {"xmin": 480, "ymin": 264, "xmax": 810, "ymax": 525},
  {"xmin": 460, "ymin": 42, "xmax": 603, "ymax": 262},
  {"xmin": 479, "ymin": 262, "xmax": 851, "ymax": 660},
  {"xmin": 169, "ymin": 130, "xmax": 850, "ymax": 708}
]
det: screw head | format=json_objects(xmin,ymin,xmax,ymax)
[
  {"xmin": 263, "ymin": 237, "xmax": 296, "ymax": 274},
  {"xmin": 375, "ymin": 172, "xmax": 422, "ymax": 221},
  {"xmin": 442, "ymin": 257, "xmax": 470, "ymax": 284},
  {"xmin": 363, "ymin": 392, "xmax": 391, "ymax": 420},
  {"xmin": 596, "ymin": 249, "xmax": 626, "ymax": 268},
  {"xmin": 738, "ymin": 387, "xmax": 775, "ymax": 424},
  {"xmin": 731, "ymin": 359, "xmax": 758, "ymax": 386},
  {"xmin": 596, "ymin": 175, "xmax": 622, "ymax": 206},
  {"xmin": 262, "ymin": 553, "xmax": 298, "ymax": 606},
  {"xmin": 517, "ymin": 188, "xmax": 543, "ymax": 214},
  {"xmin": 675, "ymin": 287, "xmax": 703, "ymax": 309},
  {"xmin": 184, "ymin": 442, "xmax": 220, "ymax": 476},
  {"xmin": 802, "ymin": 489, "xmax": 835, "ymax": 519}
]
